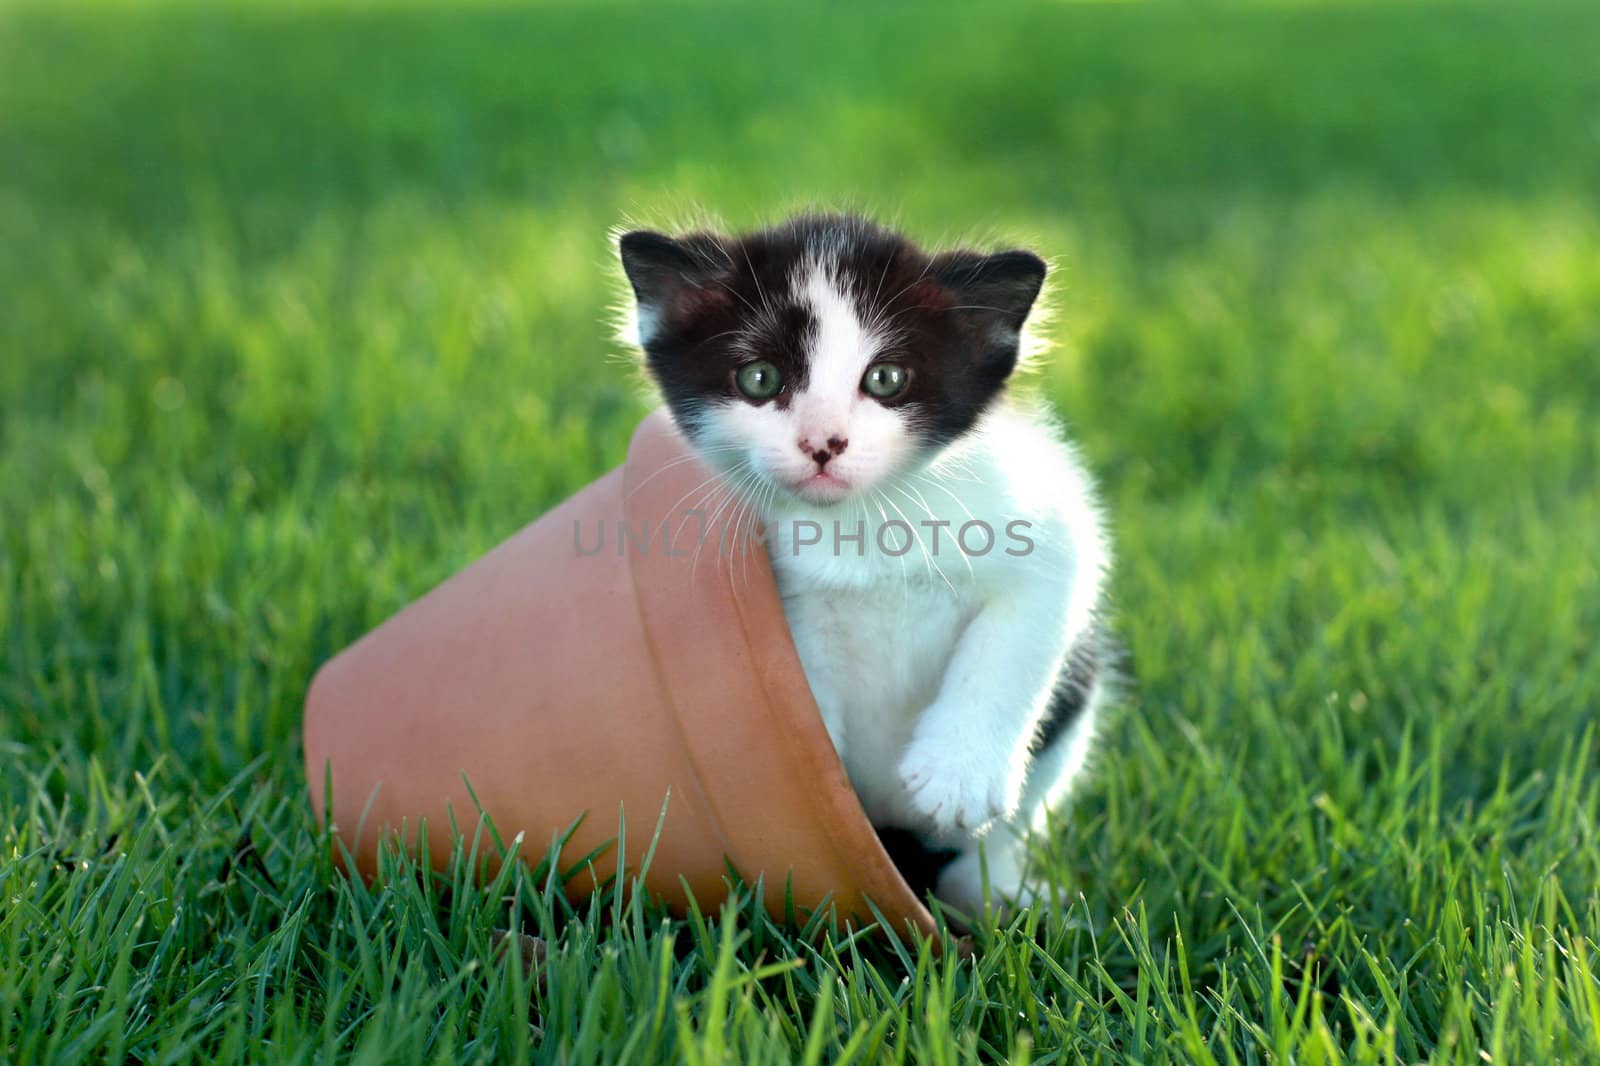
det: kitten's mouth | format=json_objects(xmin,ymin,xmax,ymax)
[{"xmin": 788, "ymin": 470, "xmax": 853, "ymax": 503}]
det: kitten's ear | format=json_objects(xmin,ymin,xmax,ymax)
[
  {"xmin": 618, "ymin": 230, "xmax": 728, "ymax": 324},
  {"xmin": 931, "ymin": 249, "xmax": 1047, "ymax": 329}
]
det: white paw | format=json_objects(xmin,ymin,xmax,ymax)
[{"xmin": 897, "ymin": 737, "xmax": 1018, "ymax": 833}]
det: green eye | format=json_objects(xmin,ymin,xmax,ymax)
[
  {"xmin": 735, "ymin": 361, "xmax": 783, "ymax": 400},
  {"xmin": 862, "ymin": 363, "xmax": 909, "ymax": 400}
]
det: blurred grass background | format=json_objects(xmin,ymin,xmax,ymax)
[{"xmin": 3, "ymin": 2, "xmax": 1599, "ymax": 1062}]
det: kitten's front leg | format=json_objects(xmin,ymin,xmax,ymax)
[{"xmin": 899, "ymin": 581, "xmax": 1076, "ymax": 836}]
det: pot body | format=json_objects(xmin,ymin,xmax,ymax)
[{"xmin": 303, "ymin": 410, "xmax": 936, "ymax": 938}]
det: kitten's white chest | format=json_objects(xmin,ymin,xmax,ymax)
[{"xmin": 776, "ymin": 574, "xmax": 976, "ymax": 826}]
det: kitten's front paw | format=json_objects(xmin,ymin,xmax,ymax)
[{"xmin": 897, "ymin": 737, "xmax": 1017, "ymax": 833}]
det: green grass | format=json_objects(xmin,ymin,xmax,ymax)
[{"xmin": 4, "ymin": 0, "xmax": 1600, "ymax": 1061}]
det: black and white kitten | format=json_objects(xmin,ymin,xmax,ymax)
[{"xmin": 618, "ymin": 214, "xmax": 1112, "ymax": 912}]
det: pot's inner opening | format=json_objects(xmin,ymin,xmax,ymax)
[{"xmin": 873, "ymin": 827, "xmax": 959, "ymax": 901}]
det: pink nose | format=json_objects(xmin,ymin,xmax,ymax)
[{"xmin": 798, "ymin": 436, "xmax": 848, "ymax": 467}]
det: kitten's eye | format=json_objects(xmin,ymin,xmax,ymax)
[
  {"xmin": 734, "ymin": 360, "xmax": 783, "ymax": 400},
  {"xmin": 861, "ymin": 363, "xmax": 909, "ymax": 400}
]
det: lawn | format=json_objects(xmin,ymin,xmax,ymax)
[{"xmin": 3, "ymin": 1, "xmax": 1599, "ymax": 1061}]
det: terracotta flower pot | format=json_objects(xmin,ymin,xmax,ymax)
[{"xmin": 303, "ymin": 409, "xmax": 938, "ymax": 941}]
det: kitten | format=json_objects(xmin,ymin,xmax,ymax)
[{"xmin": 618, "ymin": 213, "xmax": 1112, "ymax": 914}]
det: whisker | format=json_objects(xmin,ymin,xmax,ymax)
[
  {"xmin": 657, "ymin": 466, "xmax": 740, "ymax": 543},
  {"xmin": 866, "ymin": 489, "xmax": 911, "ymax": 617},
  {"xmin": 909, "ymin": 470, "xmax": 982, "ymax": 526},
  {"xmin": 893, "ymin": 480, "xmax": 974, "ymax": 581},
  {"xmin": 623, "ymin": 443, "xmax": 746, "ymax": 502},
  {"xmin": 695, "ymin": 463, "xmax": 762, "ymax": 584},
  {"xmin": 879, "ymin": 488, "xmax": 956, "ymax": 594},
  {"xmin": 710, "ymin": 278, "xmax": 762, "ymax": 317},
  {"xmin": 666, "ymin": 457, "xmax": 754, "ymax": 557},
  {"xmin": 739, "ymin": 242, "xmax": 777, "ymax": 322},
  {"xmin": 720, "ymin": 468, "xmax": 767, "ymax": 584}
]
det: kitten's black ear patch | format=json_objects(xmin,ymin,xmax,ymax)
[
  {"xmin": 931, "ymin": 249, "xmax": 1047, "ymax": 326},
  {"xmin": 618, "ymin": 230, "xmax": 727, "ymax": 308}
]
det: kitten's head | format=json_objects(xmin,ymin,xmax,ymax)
[{"xmin": 618, "ymin": 214, "xmax": 1045, "ymax": 506}]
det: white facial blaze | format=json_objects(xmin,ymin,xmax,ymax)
[{"xmin": 794, "ymin": 261, "xmax": 876, "ymax": 442}]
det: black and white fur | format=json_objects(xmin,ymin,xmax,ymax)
[{"xmin": 618, "ymin": 214, "xmax": 1112, "ymax": 912}]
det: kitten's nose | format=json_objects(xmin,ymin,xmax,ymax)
[{"xmin": 798, "ymin": 435, "xmax": 848, "ymax": 468}]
